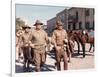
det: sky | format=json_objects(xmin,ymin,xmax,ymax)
[{"xmin": 16, "ymin": 4, "xmax": 67, "ymax": 26}]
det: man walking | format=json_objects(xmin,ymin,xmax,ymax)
[
  {"xmin": 30, "ymin": 20, "xmax": 49, "ymax": 72},
  {"xmin": 21, "ymin": 25, "xmax": 32, "ymax": 68},
  {"xmin": 51, "ymin": 20, "xmax": 68, "ymax": 70}
]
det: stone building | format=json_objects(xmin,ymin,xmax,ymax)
[
  {"xmin": 47, "ymin": 17, "xmax": 56, "ymax": 36},
  {"xmin": 47, "ymin": 7, "xmax": 94, "ymax": 35},
  {"xmin": 67, "ymin": 7, "xmax": 94, "ymax": 30}
]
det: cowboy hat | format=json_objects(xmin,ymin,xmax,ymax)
[
  {"xmin": 22, "ymin": 25, "xmax": 31, "ymax": 29},
  {"xmin": 34, "ymin": 20, "xmax": 43, "ymax": 26},
  {"xmin": 56, "ymin": 20, "xmax": 63, "ymax": 26}
]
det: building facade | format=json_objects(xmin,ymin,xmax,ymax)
[
  {"xmin": 68, "ymin": 7, "xmax": 86, "ymax": 30},
  {"xmin": 85, "ymin": 8, "xmax": 94, "ymax": 30},
  {"xmin": 68, "ymin": 7, "xmax": 94, "ymax": 30},
  {"xmin": 47, "ymin": 7, "xmax": 94, "ymax": 35},
  {"xmin": 47, "ymin": 17, "xmax": 56, "ymax": 36}
]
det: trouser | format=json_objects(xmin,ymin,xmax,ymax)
[
  {"xmin": 55, "ymin": 45, "xmax": 68, "ymax": 70},
  {"xmin": 33, "ymin": 46, "xmax": 46, "ymax": 72},
  {"xmin": 23, "ymin": 47, "xmax": 32, "ymax": 67}
]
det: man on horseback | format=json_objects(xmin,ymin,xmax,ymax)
[{"xmin": 51, "ymin": 20, "xmax": 69, "ymax": 70}]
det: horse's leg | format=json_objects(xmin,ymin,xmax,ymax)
[
  {"xmin": 69, "ymin": 42, "xmax": 73, "ymax": 54},
  {"xmin": 65, "ymin": 45, "xmax": 70, "ymax": 62},
  {"xmin": 67, "ymin": 49, "xmax": 71, "ymax": 62},
  {"xmin": 76, "ymin": 41, "xmax": 80, "ymax": 55},
  {"xmin": 23, "ymin": 59, "xmax": 27, "ymax": 68},
  {"xmin": 93, "ymin": 44, "xmax": 94, "ymax": 52},
  {"xmin": 27, "ymin": 60, "xmax": 30, "ymax": 70},
  {"xmin": 82, "ymin": 43, "xmax": 85, "ymax": 58},
  {"xmin": 89, "ymin": 44, "xmax": 92, "ymax": 52},
  {"xmin": 67, "ymin": 43, "xmax": 72, "ymax": 62}
]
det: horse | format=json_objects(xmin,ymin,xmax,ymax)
[
  {"xmin": 67, "ymin": 30, "xmax": 86, "ymax": 58},
  {"xmin": 85, "ymin": 32, "xmax": 94, "ymax": 52},
  {"xmin": 72, "ymin": 30, "xmax": 94, "ymax": 58},
  {"xmin": 66, "ymin": 30, "xmax": 75, "ymax": 62}
]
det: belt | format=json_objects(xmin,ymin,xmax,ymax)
[
  {"xmin": 34, "ymin": 44, "xmax": 45, "ymax": 46},
  {"xmin": 57, "ymin": 44, "xmax": 64, "ymax": 46},
  {"xmin": 34, "ymin": 44, "xmax": 45, "ymax": 50}
]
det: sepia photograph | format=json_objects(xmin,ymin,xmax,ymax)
[{"xmin": 15, "ymin": 4, "xmax": 95, "ymax": 73}]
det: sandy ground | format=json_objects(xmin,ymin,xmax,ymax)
[{"xmin": 15, "ymin": 43, "xmax": 94, "ymax": 73}]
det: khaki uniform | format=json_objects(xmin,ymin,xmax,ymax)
[
  {"xmin": 30, "ymin": 29, "xmax": 48, "ymax": 71},
  {"xmin": 52, "ymin": 29, "xmax": 68, "ymax": 70},
  {"xmin": 21, "ymin": 32, "xmax": 32, "ymax": 67},
  {"xmin": 16, "ymin": 30, "xmax": 24, "ymax": 60}
]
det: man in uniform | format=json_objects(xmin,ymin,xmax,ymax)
[
  {"xmin": 30, "ymin": 20, "xmax": 49, "ymax": 72},
  {"xmin": 16, "ymin": 27, "xmax": 24, "ymax": 61},
  {"xmin": 21, "ymin": 25, "xmax": 32, "ymax": 68},
  {"xmin": 51, "ymin": 20, "xmax": 68, "ymax": 70}
]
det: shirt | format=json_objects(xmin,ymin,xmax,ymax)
[
  {"xmin": 52, "ymin": 29, "xmax": 68, "ymax": 46},
  {"xmin": 30, "ymin": 29, "xmax": 49, "ymax": 46}
]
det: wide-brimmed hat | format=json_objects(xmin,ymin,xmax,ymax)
[
  {"xmin": 34, "ymin": 20, "xmax": 43, "ymax": 26},
  {"xmin": 22, "ymin": 25, "xmax": 31, "ymax": 29},
  {"xmin": 56, "ymin": 20, "xmax": 63, "ymax": 26}
]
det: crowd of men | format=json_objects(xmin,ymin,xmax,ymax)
[
  {"xmin": 16, "ymin": 20, "xmax": 94, "ymax": 72},
  {"xmin": 16, "ymin": 20, "xmax": 70, "ymax": 72}
]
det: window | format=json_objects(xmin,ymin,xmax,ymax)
[
  {"xmin": 68, "ymin": 25, "xmax": 71, "ymax": 30},
  {"xmin": 73, "ymin": 23, "xmax": 76, "ymax": 30},
  {"xmin": 85, "ymin": 9, "xmax": 90, "ymax": 16},
  {"xmin": 79, "ymin": 21, "xmax": 82, "ymax": 29},
  {"xmin": 92, "ymin": 21, "xmax": 94, "ymax": 30},
  {"xmin": 85, "ymin": 22, "xmax": 90, "ymax": 29},
  {"xmin": 76, "ymin": 11, "xmax": 78, "ymax": 21},
  {"xmin": 68, "ymin": 14, "xmax": 73, "ymax": 19}
]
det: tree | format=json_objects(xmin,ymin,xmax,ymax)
[{"xmin": 16, "ymin": 18, "xmax": 25, "ymax": 32}]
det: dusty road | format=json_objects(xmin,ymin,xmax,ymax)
[{"xmin": 15, "ymin": 43, "xmax": 94, "ymax": 73}]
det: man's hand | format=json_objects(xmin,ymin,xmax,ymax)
[
  {"xmin": 30, "ymin": 44, "xmax": 34, "ymax": 48},
  {"xmin": 64, "ymin": 39, "xmax": 68, "ymax": 43}
]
